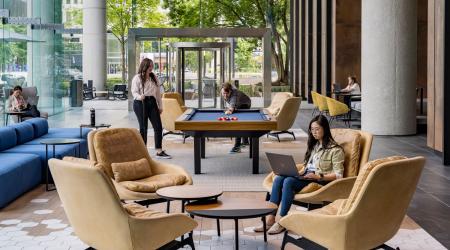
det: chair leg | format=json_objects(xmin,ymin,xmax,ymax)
[
  {"xmin": 276, "ymin": 134, "xmax": 280, "ymax": 142},
  {"xmin": 265, "ymin": 192, "xmax": 271, "ymax": 201},
  {"xmin": 281, "ymin": 232, "xmax": 326, "ymax": 250},
  {"xmin": 372, "ymin": 244, "xmax": 399, "ymax": 250}
]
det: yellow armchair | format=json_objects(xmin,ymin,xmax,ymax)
[
  {"xmin": 326, "ymin": 96, "xmax": 350, "ymax": 127},
  {"xmin": 49, "ymin": 158, "xmax": 197, "ymax": 250},
  {"xmin": 162, "ymin": 92, "xmax": 186, "ymax": 111},
  {"xmin": 280, "ymin": 156, "xmax": 425, "ymax": 250},
  {"xmin": 310, "ymin": 91, "xmax": 320, "ymax": 116},
  {"xmin": 263, "ymin": 129, "xmax": 373, "ymax": 208},
  {"xmin": 161, "ymin": 97, "xmax": 189, "ymax": 142},
  {"xmin": 264, "ymin": 92, "xmax": 301, "ymax": 141},
  {"xmin": 87, "ymin": 128, "xmax": 192, "ymax": 204},
  {"xmin": 313, "ymin": 92, "xmax": 329, "ymax": 115}
]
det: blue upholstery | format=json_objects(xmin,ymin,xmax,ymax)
[
  {"xmin": 24, "ymin": 118, "xmax": 49, "ymax": 137},
  {"xmin": 25, "ymin": 138, "xmax": 88, "ymax": 158},
  {"xmin": 0, "ymin": 153, "xmax": 41, "ymax": 208},
  {"xmin": 40, "ymin": 128, "xmax": 90, "ymax": 140},
  {"xmin": 4, "ymin": 144, "xmax": 80, "ymax": 165},
  {"xmin": 0, "ymin": 127, "xmax": 17, "ymax": 151},
  {"xmin": 10, "ymin": 122, "xmax": 35, "ymax": 144},
  {"xmin": 0, "ymin": 118, "xmax": 92, "ymax": 208}
]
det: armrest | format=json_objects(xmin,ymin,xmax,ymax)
[
  {"xmin": 149, "ymin": 159, "xmax": 193, "ymax": 185},
  {"xmin": 62, "ymin": 156, "xmax": 96, "ymax": 167},
  {"xmin": 129, "ymin": 213, "xmax": 197, "ymax": 249},
  {"xmin": 294, "ymin": 176, "xmax": 357, "ymax": 204}
]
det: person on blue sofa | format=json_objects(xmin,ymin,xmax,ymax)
[{"xmin": 8, "ymin": 85, "xmax": 40, "ymax": 118}]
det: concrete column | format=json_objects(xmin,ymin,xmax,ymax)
[
  {"xmin": 83, "ymin": 0, "xmax": 106, "ymax": 91},
  {"xmin": 361, "ymin": 0, "xmax": 417, "ymax": 135}
]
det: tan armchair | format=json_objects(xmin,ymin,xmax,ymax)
[
  {"xmin": 264, "ymin": 92, "xmax": 301, "ymax": 141},
  {"xmin": 161, "ymin": 96, "xmax": 189, "ymax": 143},
  {"xmin": 279, "ymin": 156, "xmax": 425, "ymax": 250},
  {"xmin": 162, "ymin": 92, "xmax": 187, "ymax": 112},
  {"xmin": 87, "ymin": 128, "xmax": 193, "ymax": 203},
  {"xmin": 49, "ymin": 158, "xmax": 197, "ymax": 250},
  {"xmin": 263, "ymin": 129, "xmax": 373, "ymax": 208}
]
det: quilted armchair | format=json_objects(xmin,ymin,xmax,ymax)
[
  {"xmin": 264, "ymin": 92, "xmax": 301, "ymax": 141},
  {"xmin": 263, "ymin": 129, "xmax": 373, "ymax": 208},
  {"xmin": 87, "ymin": 128, "xmax": 192, "ymax": 203},
  {"xmin": 280, "ymin": 156, "xmax": 425, "ymax": 250},
  {"xmin": 6, "ymin": 86, "xmax": 49, "ymax": 121},
  {"xmin": 161, "ymin": 95, "xmax": 189, "ymax": 142},
  {"xmin": 49, "ymin": 158, "xmax": 197, "ymax": 250}
]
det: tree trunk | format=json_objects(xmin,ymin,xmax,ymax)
[{"xmin": 120, "ymin": 37, "xmax": 126, "ymax": 85}]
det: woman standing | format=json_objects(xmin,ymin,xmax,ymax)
[
  {"xmin": 254, "ymin": 115, "xmax": 344, "ymax": 234},
  {"xmin": 131, "ymin": 58, "xmax": 171, "ymax": 159}
]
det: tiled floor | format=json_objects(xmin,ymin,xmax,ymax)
[
  {"xmin": 0, "ymin": 188, "xmax": 446, "ymax": 250},
  {"xmin": 1, "ymin": 100, "xmax": 450, "ymax": 248}
]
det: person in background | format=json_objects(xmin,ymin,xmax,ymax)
[
  {"xmin": 8, "ymin": 85, "xmax": 40, "ymax": 118},
  {"xmin": 131, "ymin": 58, "xmax": 171, "ymax": 159},
  {"xmin": 220, "ymin": 82, "xmax": 252, "ymax": 153},
  {"xmin": 254, "ymin": 115, "xmax": 344, "ymax": 234},
  {"xmin": 340, "ymin": 75, "xmax": 361, "ymax": 94}
]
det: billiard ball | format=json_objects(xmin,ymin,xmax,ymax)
[
  {"xmin": 225, "ymin": 116, "xmax": 231, "ymax": 121},
  {"xmin": 218, "ymin": 117, "xmax": 224, "ymax": 121},
  {"xmin": 231, "ymin": 117, "xmax": 238, "ymax": 121}
]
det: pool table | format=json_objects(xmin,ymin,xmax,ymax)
[{"xmin": 175, "ymin": 109, "xmax": 277, "ymax": 174}]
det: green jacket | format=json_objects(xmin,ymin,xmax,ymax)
[{"xmin": 307, "ymin": 143, "xmax": 345, "ymax": 176}]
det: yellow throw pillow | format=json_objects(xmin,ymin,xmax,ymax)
[
  {"xmin": 120, "ymin": 174, "xmax": 186, "ymax": 192},
  {"xmin": 111, "ymin": 158, "xmax": 152, "ymax": 182}
]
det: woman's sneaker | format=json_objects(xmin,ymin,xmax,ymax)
[
  {"xmin": 253, "ymin": 222, "xmax": 273, "ymax": 232},
  {"xmin": 229, "ymin": 146, "xmax": 241, "ymax": 154},
  {"xmin": 156, "ymin": 151, "xmax": 172, "ymax": 159},
  {"xmin": 267, "ymin": 222, "xmax": 286, "ymax": 235}
]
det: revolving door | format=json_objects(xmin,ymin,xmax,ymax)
[{"xmin": 168, "ymin": 42, "xmax": 231, "ymax": 108}]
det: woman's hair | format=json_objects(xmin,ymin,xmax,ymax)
[
  {"xmin": 13, "ymin": 85, "xmax": 22, "ymax": 92},
  {"xmin": 304, "ymin": 115, "xmax": 339, "ymax": 163},
  {"xmin": 348, "ymin": 75, "xmax": 358, "ymax": 84},
  {"xmin": 138, "ymin": 58, "xmax": 157, "ymax": 85}
]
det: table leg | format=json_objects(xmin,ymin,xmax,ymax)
[
  {"xmin": 45, "ymin": 144, "xmax": 49, "ymax": 191},
  {"xmin": 194, "ymin": 137, "xmax": 201, "ymax": 174},
  {"xmin": 181, "ymin": 200, "xmax": 185, "ymax": 213},
  {"xmin": 252, "ymin": 137, "xmax": 259, "ymax": 174},
  {"xmin": 234, "ymin": 219, "xmax": 239, "ymax": 250},
  {"xmin": 166, "ymin": 201, "xmax": 170, "ymax": 213},
  {"xmin": 217, "ymin": 219, "xmax": 221, "ymax": 236},
  {"xmin": 263, "ymin": 216, "xmax": 267, "ymax": 242},
  {"xmin": 201, "ymin": 137, "xmax": 205, "ymax": 159},
  {"xmin": 78, "ymin": 143, "xmax": 81, "ymax": 158},
  {"xmin": 249, "ymin": 138, "xmax": 252, "ymax": 158},
  {"xmin": 79, "ymin": 126, "xmax": 82, "ymax": 138},
  {"xmin": 5, "ymin": 114, "xmax": 8, "ymax": 126}
]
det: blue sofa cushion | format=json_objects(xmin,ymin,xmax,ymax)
[
  {"xmin": 0, "ymin": 127, "xmax": 17, "ymax": 151},
  {"xmin": 0, "ymin": 153, "xmax": 41, "ymax": 208},
  {"xmin": 24, "ymin": 118, "xmax": 49, "ymax": 137},
  {"xmin": 10, "ymin": 122, "xmax": 34, "ymax": 144},
  {"xmin": 3, "ymin": 144, "xmax": 80, "ymax": 165},
  {"xmin": 40, "ymin": 128, "xmax": 91, "ymax": 140},
  {"xmin": 25, "ymin": 138, "xmax": 88, "ymax": 158}
]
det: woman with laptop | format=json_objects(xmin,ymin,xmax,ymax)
[{"xmin": 255, "ymin": 115, "xmax": 345, "ymax": 234}]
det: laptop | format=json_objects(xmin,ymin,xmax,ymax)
[
  {"xmin": 332, "ymin": 83, "xmax": 342, "ymax": 93},
  {"xmin": 266, "ymin": 152, "xmax": 305, "ymax": 178}
]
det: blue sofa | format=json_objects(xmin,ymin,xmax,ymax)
[{"xmin": 0, "ymin": 118, "xmax": 91, "ymax": 208}]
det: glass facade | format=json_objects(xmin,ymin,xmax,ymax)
[{"xmin": 0, "ymin": 0, "xmax": 69, "ymax": 126}]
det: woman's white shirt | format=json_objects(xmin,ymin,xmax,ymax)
[{"xmin": 131, "ymin": 74, "xmax": 162, "ymax": 110}]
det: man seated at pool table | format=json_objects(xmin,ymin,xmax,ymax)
[{"xmin": 221, "ymin": 82, "xmax": 252, "ymax": 153}]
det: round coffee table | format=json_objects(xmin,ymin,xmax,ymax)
[
  {"xmin": 157, "ymin": 185, "xmax": 223, "ymax": 212},
  {"xmin": 186, "ymin": 197, "xmax": 277, "ymax": 250},
  {"xmin": 41, "ymin": 138, "xmax": 82, "ymax": 191}
]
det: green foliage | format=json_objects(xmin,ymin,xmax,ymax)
[
  {"xmin": 106, "ymin": 77, "xmax": 123, "ymax": 90},
  {"xmin": 162, "ymin": 0, "xmax": 290, "ymax": 84},
  {"xmin": 65, "ymin": 8, "xmax": 83, "ymax": 28}
]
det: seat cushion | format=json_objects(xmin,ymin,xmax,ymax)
[
  {"xmin": 10, "ymin": 122, "xmax": 34, "ymax": 144},
  {"xmin": 338, "ymin": 156, "xmax": 406, "ymax": 215},
  {"xmin": 41, "ymin": 128, "xmax": 91, "ymax": 140},
  {"xmin": 0, "ymin": 127, "xmax": 17, "ymax": 151},
  {"xmin": 331, "ymin": 129, "xmax": 361, "ymax": 177},
  {"xmin": 112, "ymin": 158, "xmax": 152, "ymax": 182},
  {"xmin": 0, "ymin": 153, "xmax": 41, "ymax": 208},
  {"xmin": 3, "ymin": 144, "xmax": 80, "ymax": 167},
  {"xmin": 24, "ymin": 118, "xmax": 48, "ymax": 137},
  {"xmin": 123, "ymin": 203, "xmax": 165, "ymax": 218},
  {"xmin": 119, "ymin": 174, "xmax": 186, "ymax": 193}
]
